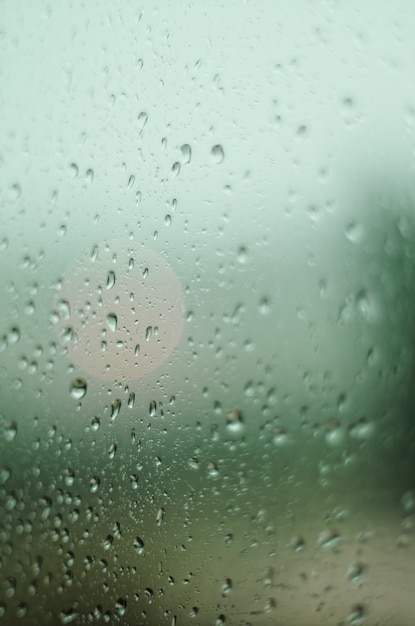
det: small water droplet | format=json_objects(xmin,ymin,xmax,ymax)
[
  {"xmin": 137, "ymin": 111, "xmax": 148, "ymax": 128},
  {"xmin": 180, "ymin": 144, "xmax": 191, "ymax": 164},
  {"xmin": 69, "ymin": 378, "xmax": 87, "ymax": 400},
  {"xmin": 345, "ymin": 221, "xmax": 364, "ymax": 243},
  {"xmin": 89, "ymin": 476, "xmax": 101, "ymax": 493},
  {"xmin": 8, "ymin": 183, "xmax": 21, "ymax": 200},
  {"xmin": 258, "ymin": 297, "xmax": 270, "ymax": 315},
  {"xmin": 133, "ymin": 536, "xmax": 145, "ymax": 555},
  {"xmin": 128, "ymin": 392, "xmax": 135, "ymax": 408},
  {"xmin": 172, "ymin": 161, "xmax": 181, "ymax": 177},
  {"xmin": 145, "ymin": 326, "xmax": 152, "ymax": 341},
  {"xmin": 156, "ymin": 508, "xmax": 164, "ymax": 526},
  {"xmin": 226, "ymin": 409, "xmax": 244, "ymax": 433},
  {"xmin": 91, "ymin": 416, "xmax": 100, "ymax": 431},
  {"xmin": 237, "ymin": 246, "xmax": 248, "ymax": 264},
  {"xmin": 110, "ymin": 398, "xmax": 122, "ymax": 421},
  {"xmin": 69, "ymin": 163, "xmax": 79, "ymax": 178},
  {"xmin": 149, "ymin": 400, "xmax": 157, "ymax": 417},
  {"xmin": 7, "ymin": 326, "xmax": 20, "ymax": 344},
  {"xmin": 106, "ymin": 270, "xmax": 116, "ymax": 289},
  {"xmin": 211, "ymin": 144, "xmax": 224, "ymax": 164}
]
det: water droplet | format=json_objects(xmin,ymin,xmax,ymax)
[
  {"xmin": 130, "ymin": 474, "xmax": 139, "ymax": 489},
  {"xmin": 349, "ymin": 418, "xmax": 374, "ymax": 440},
  {"xmin": 345, "ymin": 221, "xmax": 364, "ymax": 243},
  {"xmin": 86, "ymin": 168, "xmax": 94, "ymax": 184},
  {"xmin": 137, "ymin": 111, "xmax": 148, "ymax": 128},
  {"xmin": 317, "ymin": 528, "xmax": 341, "ymax": 550},
  {"xmin": 69, "ymin": 163, "xmax": 79, "ymax": 178},
  {"xmin": 290, "ymin": 535, "xmax": 305, "ymax": 552},
  {"xmin": 128, "ymin": 392, "xmax": 135, "ymax": 408},
  {"xmin": 180, "ymin": 144, "xmax": 191, "ymax": 164},
  {"xmin": 149, "ymin": 400, "xmax": 157, "ymax": 417},
  {"xmin": 258, "ymin": 297, "xmax": 271, "ymax": 315},
  {"xmin": 108, "ymin": 442, "xmax": 117, "ymax": 459},
  {"xmin": 401, "ymin": 490, "xmax": 415, "ymax": 514},
  {"xmin": 133, "ymin": 536, "xmax": 144, "ymax": 555},
  {"xmin": 211, "ymin": 144, "xmax": 224, "ymax": 164},
  {"xmin": 145, "ymin": 326, "xmax": 152, "ymax": 341},
  {"xmin": 347, "ymin": 562, "xmax": 365, "ymax": 583},
  {"xmin": 110, "ymin": 398, "xmax": 122, "ymax": 421},
  {"xmin": 172, "ymin": 161, "xmax": 181, "ymax": 177},
  {"xmin": 156, "ymin": 507, "xmax": 164, "ymax": 526},
  {"xmin": 91, "ymin": 416, "xmax": 100, "ymax": 431},
  {"xmin": 347, "ymin": 604, "xmax": 365, "ymax": 624},
  {"xmin": 115, "ymin": 598, "xmax": 127, "ymax": 617},
  {"xmin": 226, "ymin": 409, "xmax": 244, "ymax": 433},
  {"xmin": 106, "ymin": 271, "xmax": 116, "ymax": 289},
  {"xmin": 70, "ymin": 378, "xmax": 87, "ymax": 399},
  {"xmin": 0, "ymin": 467, "xmax": 12, "ymax": 484},
  {"xmin": 106, "ymin": 313, "xmax": 118, "ymax": 331},
  {"xmin": 89, "ymin": 476, "xmax": 100, "ymax": 493},
  {"xmin": 8, "ymin": 183, "xmax": 21, "ymax": 200},
  {"xmin": 237, "ymin": 246, "xmax": 248, "ymax": 264},
  {"xmin": 64, "ymin": 467, "xmax": 75, "ymax": 487},
  {"xmin": 7, "ymin": 326, "xmax": 20, "ymax": 345},
  {"xmin": 4, "ymin": 421, "xmax": 17, "ymax": 442}
]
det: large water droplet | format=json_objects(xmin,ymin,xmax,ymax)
[{"xmin": 106, "ymin": 313, "xmax": 118, "ymax": 331}]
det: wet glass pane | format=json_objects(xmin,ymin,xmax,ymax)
[{"xmin": 1, "ymin": 1, "xmax": 415, "ymax": 624}]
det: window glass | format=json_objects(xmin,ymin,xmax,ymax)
[{"xmin": 1, "ymin": 1, "xmax": 415, "ymax": 624}]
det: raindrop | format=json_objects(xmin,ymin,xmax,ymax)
[
  {"xmin": 145, "ymin": 326, "xmax": 153, "ymax": 341},
  {"xmin": 258, "ymin": 296, "xmax": 271, "ymax": 315},
  {"xmin": 108, "ymin": 442, "xmax": 117, "ymax": 459},
  {"xmin": 317, "ymin": 528, "xmax": 341, "ymax": 550},
  {"xmin": 91, "ymin": 416, "xmax": 100, "ymax": 430},
  {"xmin": 211, "ymin": 144, "xmax": 225, "ymax": 164},
  {"xmin": 69, "ymin": 163, "xmax": 79, "ymax": 178},
  {"xmin": 64, "ymin": 468, "xmax": 75, "ymax": 487},
  {"xmin": 172, "ymin": 162, "xmax": 181, "ymax": 177},
  {"xmin": 110, "ymin": 399, "xmax": 122, "ymax": 421},
  {"xmin": 345, "ymin": 221, "xmax": 364, "ymax": 243},
  {"xmin": 149, "ymin": 400, "xmax": 157, "ymax": 417},
  {"xmin": 128, "ymin": 392, "xmax": 135, "ymax": 408},
  {"xmin": 137, "ymin": 111, "xmax": 148, "ymax": 128},
  {"xmin": 4, "ymin": 422, "xmax": 17, "ymax": 442},
  {"xmin": 115, "ymin": 598, "xmax": 127, "ymax": 617},
  {"xmin": 347, "ymin": 562, "xmax": 365, "ymax": 583},
  {"xmin": 106, "ymin": 271, "xmax": 116, "ymax": 289},
  {"xmin": 156, "ymin": 507, "xmax": 164, "ymax": 526},
  {"xmin": 8, "ymin": 183, "xmax": 21, "ymax": 200},
  {"xmin": 180, "ymin": 144, "xmax": 192, "ymax": 164},
  {"xmin": 106, "ymin": 313, "xmax": 118, "ymax": 331},
  {"xmin": 133, "ymin": 536, "xmax": 145, "ymax": 555},
  {"xmin": 7, "ymin": 326, "xmax": 20, "ymax": 345},
  {"xmin": 226, "ymin": 409, "xmax": 244, "ymax": 433},
  {"xmin": 89, "ymin": 476, "xmax": 100, "ymax": 493},
  {"xmin": 237, "ymin": 246, "xmax": 248, "ymax": 264},
  {"xmin": 69, "ymin": 378, "xmax": 87, "ymax": 400}
]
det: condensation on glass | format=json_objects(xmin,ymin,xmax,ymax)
[{"xmin": 1, "ymin": 1, "xmax": 415, "ymax": 624}]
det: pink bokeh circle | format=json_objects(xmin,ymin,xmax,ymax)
[{"xmin": 53, "ymin": 240, "xmax": 185, "ymax": 381}]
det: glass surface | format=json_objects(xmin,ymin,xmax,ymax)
[{"xmin": 1, "ymin": 1, "xmax": 415, "ymax": 624}]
